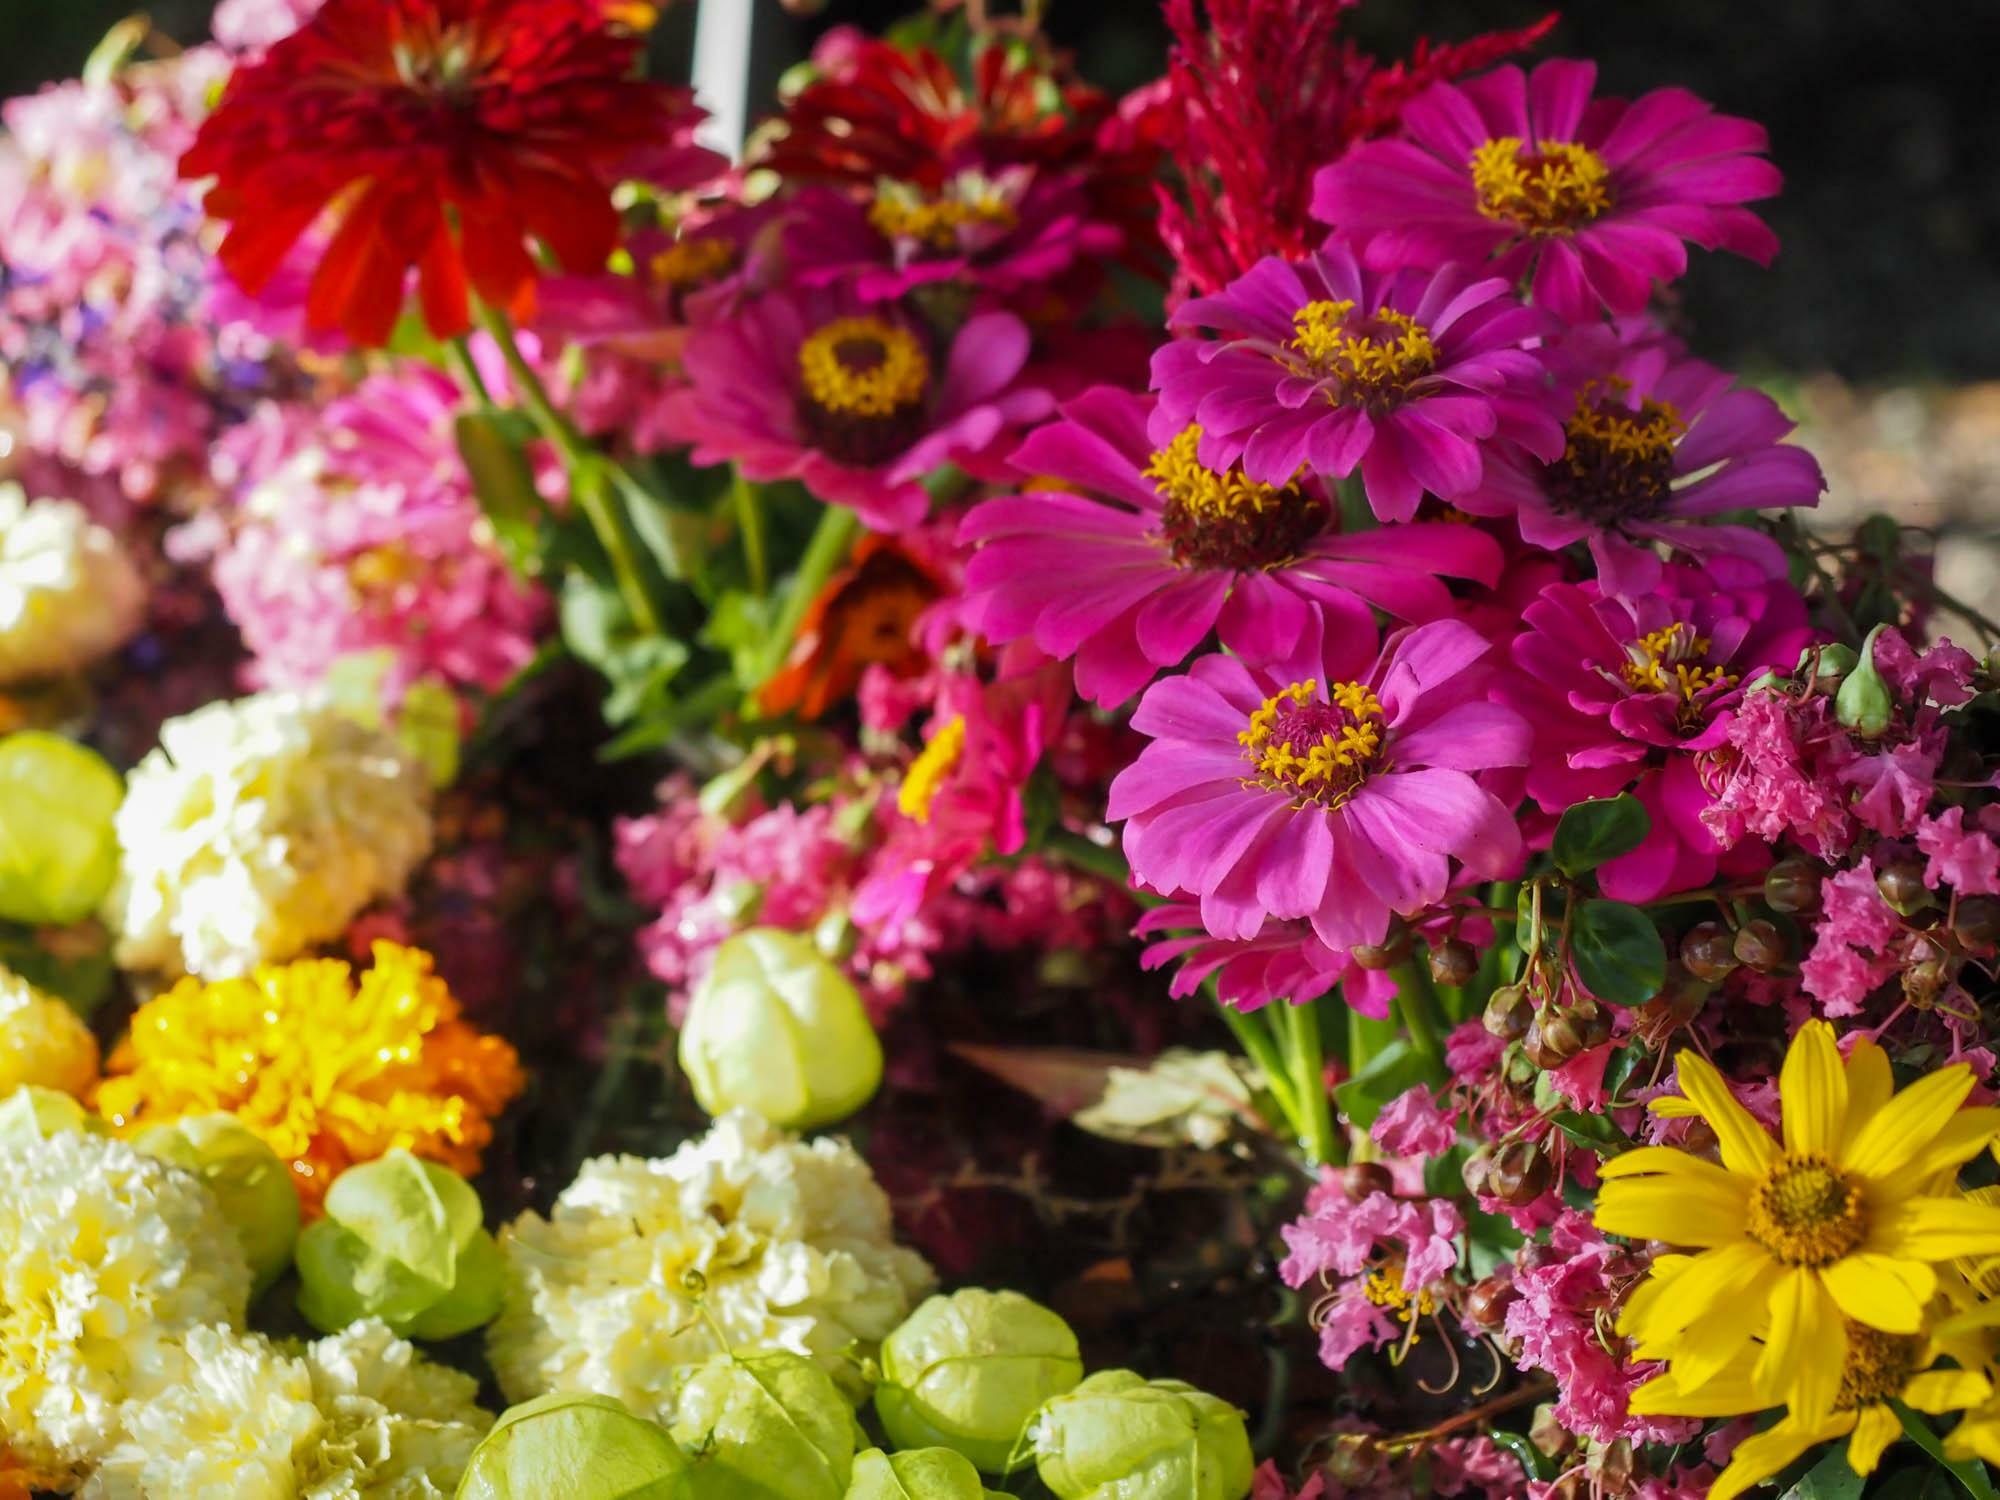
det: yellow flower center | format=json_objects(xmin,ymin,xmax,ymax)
[
  {"xmin": 346, "ymin": 542, "xmax": 422, "ymax": 597},
  {"xmin": 652, "ymin": 235, "xmax": 737, "ymax": 291},
  {"xmin": 868, "ymin": 186, "xmax": 1018, "ymax": 250},
  {"xmin": 1239, "ymin": 679, "xmax": 1385, "ymax": 807},
  {"xmin": 1469, "ymin": 137, "xmax": 1613, "ymax": 235},
  {"xmin": 796, "ymin": 316, "xmax": 932, "ymax": 466},
  {"xmin": 1546, "ymin": 377, "xmax": 1687, "ymax": 524},
  {"xmin": 898, "ymin": 714, "xmax": 966, "ymax": 824},
  {"xmin": 1290, "ymin": 300, "xmax": 1438, "ymax": 405},
  {"xmin": 1836, "ymin": 1321, "xmax": 1923, "ymax": 1410},
  {"xmin": 1363, "ymin": 1262, "xmax": 1436, "ymax": 1325},
  {"xmin": 1746, "ymin": 1156, "xmax": 1867, "ymax": 1267},
  {"xmin": 1144, "ymin": 425, "xmax": 1329, "ymax": 571},
  {"xmin": 1619, "ymin": 623, "xmax": 1735, "ymax": 704}
]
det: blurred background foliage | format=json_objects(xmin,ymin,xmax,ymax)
[{"xmin": 3, "ymin": 0, "xmax": 1995, "ymax": 382}]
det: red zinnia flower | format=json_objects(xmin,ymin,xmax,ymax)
[{"xmin": 181, "ymin": 0, "xmax": 720, "ymax": 346}]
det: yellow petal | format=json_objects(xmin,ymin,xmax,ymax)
[
  {"xmin": 1843, "ymin": 1037, "xmax": 1894, "ymax": 1142},
  {"xmin": 1869, "ymin": 1196, "xmax": 2000, "ymax": 1261},
  {"xmin": 1843, "ymin": 1064, "xmax": 1977, "ymax": 1179},
  {"xmin": 1905, "ymin": 1368, "xmax": 1993, "ymax": 1415},
  {"xmin": 1627, "ymin": 1359, "xmax": 1764, "ymax": 1418},
  {"xmin": 1710, "ymin": 1417, "xmax": 1853, "ymax": 1500},
  {"xmin": 1662, "ymin": 1257, "xmax": 1785, "ymax": 1390},
  {"xmin": 1649, "ymin": 1096, "xmax": 1703, "ymax": 1118},
  {"xmin": 1821, "ymin": 1253, "xmax": 1935, "ymax": 1333},
  {"xmin": 1595, "ymin": 1174, "xmax": 1750, "ymax": 1249},
  {"xmin": 1846, "ymin": 1403, "xmax": 1902, "ymax": 1474},
  {"xmin": 1947, "ymin": 1407, "xmax": 2000, "ymax": 1466},
  {"xmin": 1887, "ymin": 1107, "xmax": 2000, "ymax": 1196},
  {"xmin": 1598, "ymin": 1145, "xmax": 1747, "ymax": 1187},
  {"xmin": 1673, "ymin": 1048, "xmax": 1778, "ymax": 1177},
  {"xmin": 1780, "ymin": 1020, "xmax": 1846, "ymax": 1160},
  {"xmin": 1755, "ymin": 1267, "xmax": 1844, "ymax": 1420}
]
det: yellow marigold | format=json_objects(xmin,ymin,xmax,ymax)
[
  {"xmin": 0, "ymin": 964, "xmax": 98, "ymax": 1099},
  {"xmin": 96, "ymin": 942, "xmax": 524, "ymax": 1216}
]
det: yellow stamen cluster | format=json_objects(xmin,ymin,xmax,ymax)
[
  {"xmin": 1745, "ymin": 1156, "xmax": 1867, "ymax": 1267},
  {"xmin": 345, "ymin": 542, "xmax": 422, "ymax": 596},
  {"xmin": 1363, "ymin": 1265, "xmax": 1436, "ymax": 1325},
  {"xmin": 868, "ymin": 189, "xmax": 1018, "ymax": 250},
  {"xmin": 1239, "ymin": 679, "xmax": 1385, "ymax": 804},
  {"xmin": 1144, "ymin": 426, "xmax": 1289, "ymax": 523},
  {"xmin": 1620, "ymin": 623, "xmax": 1734, "ymax": 702},
  {"xmin": 653, "ymin": 235, "xmax": 737, "ymax": 290},
  {"xmin": 898, "ymin": 714, "xmax": 967, "ymax": 824},
  {"xmin": 798, "ymin": 317, "xmax": 931, "ymax": 418},
  {"xmin": 1565, "ymin": 378, "xmax": 1686, "ymax": 468},
  {"xmin": 1469, "ymin": 136, "xmax": 1613, "ymax": 234},
  {"xmin": 1836, "ymin": 1322, "xmax": 1924, "ymax": 1411},
  {"xmin": 1290, "ymin": 300, "xmax": 1438, "ymax": 392}
]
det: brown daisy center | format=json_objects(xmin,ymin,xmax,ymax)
[
  {"xmin": 1836, "ymin": 1321, "xmax": 1923, "ymax": 1411},
  {"xmin": 1747, "ymin": 1156, "xmax": 1867, "ymax": 1267}
]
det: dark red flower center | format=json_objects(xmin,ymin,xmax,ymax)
[
  {"xmin": 795, "ymin": 316, "xmax": 932, "ymax": 468},
  {"xmin": 1544, "ymin": 378, "xmax": 1686, "ymax": 525},
  {"xmin": 1146, "ymin": 426, "xmax": 1329, "ymax": 571},
  {"xmin": 1239, "ymin": 679, "xmax": 1386, "ymax": 807}
]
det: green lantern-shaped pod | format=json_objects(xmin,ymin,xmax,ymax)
[
  {"xmin": 456, "ymin": 1392, "xmax": 690, "ymax": 1500},
  {"xmin": 845, "ymin": 1447, "xmax": 1006, "ymax": 1499},
  {"xmin": 0, "ymin": 1083, "xmax": 103, "ymax": 1144},
  {"xmin": 135, "ymin": 1113, "xmax": 300, "ymax": 1298},
  {"xmin": 296, "ymin": 1149, "xmax": 504, "ymax": 1339},
  {"xmin": 669, "ymin": 1348, "xmax": 859, "ymax": 1500},
  {"xmin": 677, "ymin": 928, "xmax": 882, "ymax": 1129},
  {"xmin": 875, "ymin": 1289, "xmax": 1084, "ymax": 1473},
  {"xmin": 0, "ymin": 730, "xmax": 123, "ymax": 926},
  {"xmin": 1031, "ymin": 1371, "xmax": 1254, "ymax": 1500}
]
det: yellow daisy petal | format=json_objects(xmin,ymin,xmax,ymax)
[
  {"xmin": 1627, "ymin": 1360, "xmax": 1763, "ymax": 1419},
  {"xmin": 1648, "ymin": 1096, "xmax": 1703, "ymax": 1118},
  {"xmin": 1948, "ymin": 1405, "xmax": 2000, "ymax": 1466},
  {"xmin": 1595, "ymin": 1173, "xmax": 1750, "ymax": 1249},
  {"xmin": 1843, "ymin": 1064, "xmax": 1978, "ymax": 1179},
  {"xmin": 1711, "ymin": 1416, "xmax": 1854, "ymax": 1500},
  {"xmin": 1780, "ymin": 1020, "xmax": 1846, "ymax": 1160},
  {"xmin": 1842, "ymin": 1037, "xmax": 1894, "ymax": 1140},
  {"xmin": 1598, "ymin": 1145, "xmax": 1745, "ymax": 1185},
  {"xmin": 1845, "ymin": 1403, "xmax": 1902, "ymax": 1474},
  {"xmin": 1905, "ymin": 1368, "xmax": 1993, "ymax": 1415},
  {"xmin": 1820, "ymin": 1253, "xmax": 1935, "ymax": 1334},
  {"xmin": 1892, "ymin": 1107, "xmax": 2000, "ymax": 1195},
  {"xmin": 1869, "ymin": 1196, "xmax": 2000, "ymax": 1261},
  {"xmin": 1755, "ymin": 1267, "xmax": 1844, "ymax": 1419},
  {"xmin": 1659, "ymin": 1257, "xmax": 1785, "ymax": 1391},
  {"xmin": 1672, "ymin": 1048, "xmax": 1778, "ymax": 1177}
]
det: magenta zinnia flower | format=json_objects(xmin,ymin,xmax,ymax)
[
  {"xmin": 1455, "ymin": 323, "xmax": 1824, "ymax": 595},
  {"xmin": 1108, "ymin": 619, "xmax": 1528, "ymax": 948},
  {"xmin": 1312, "ymin": 59, "xmax": 1781, "ymax": 321},
  {"xmin": 959, "ymin": 385, "xmax": 1501, "ymax": 705},
  {"xmin": 1149, "ymin": 241, "xmax": 1561, "ymax": 521},
  {"xmin": 655, "ymin": 286, "xmax": 1053, "ymax": 531},
  {"xmin": 1501, "ymin": 561, "xmax": 1811, "ymax": 900}
]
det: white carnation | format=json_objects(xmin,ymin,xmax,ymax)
[
  {"xmin": 488, "ymin": 1110, "xmax": 934, "ymax": 1418},
  {"xmin": 102, "ymin": 691, "xmax": 433, "ymax": 978},
  {"xmin": 0, "ymin": 483, "xmax": 145, "ymax": 685},
  {"xmin": 295, "ymin": 1319, "xmax": 490, "ymax": 1499}
]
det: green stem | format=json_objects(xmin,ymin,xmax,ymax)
[
  {"xmin": 1388, "ymin": 957, "xmax": 1450, "ymax": 1082},
  {"xmin": 1278, "ymin": 998, "xmax": 1338, "ymax": 1166},
  {"xmin": 1890, "ymin": 1400, "xmax": 2000, "ymax": 1500},
  {"xmin": 731, "ymin": 474, "xmax": 769, "ymax": 595},
  {"xmin": 1786, "ymin": 516, "xmax": 1862, "ymax": 647},
  {"xmin": 1904, "ymin": 568, "xmax": 2000, "ymax": 644},
  {"xmin": 757, "ymin": 503, "xmax": 862, "ymax": 686},
  {"xmin": 1044, "ymin": 827, "xmax": 1131, "ymax": 886},
  {"xmin": 446, "ymin": 336, "xmax": 493, "ymax": 405},
  {"xmin": 1218, "ymin": 1000, "xmax": 1301, "ymax": 1131}
]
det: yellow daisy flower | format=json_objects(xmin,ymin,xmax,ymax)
[{"xmin": 1596, "ymin": 1021, "xmax": 2000, "ymax": 1420}]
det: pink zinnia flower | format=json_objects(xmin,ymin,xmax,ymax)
[
  {"xmin": 959, "ymin": 385, "xmax": 1500, "ymax": 703},
  {"xmin": 1456, "ymin": 322, "xmax": 1824, "ymax": 595},
  {"xmin": 1108, "ymin": 618, "xmax": 1528, "ymax": 948},
  {"xmin": 1502, "ymin": 561, "xmax": 1810, "ymax": 900},
  {"xmin": 1149, "ymin": 241, "xmax": 1562, "ymax": 521},
  {"xmin": 1312, "ymin": 58, "xmax": 1781, "ymax": 321},
  {"xmin": 655, "ymin": 285, "xmax": 1053, "ymax": 531},
  {"xmin": 1135, "ymin": 901, "xmax": 1392, "ymax": 1016}
]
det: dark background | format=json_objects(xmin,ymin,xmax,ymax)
[{"xmin": 5, "ymin": 0, "xmax": 1997, "ymax": 380}]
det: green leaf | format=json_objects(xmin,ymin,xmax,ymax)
[
  {"xmin": 1551, "ymin": 794, "xmax": 1650, "ymax": 878},
  {"xmin": 1888, "ymin": 1399, "xmax": 2000, "ymax": 1500},
  {"xmin": 1550, "ymin": 1110, "xmax": 1630, "ymax": 1155},
  {"xmin": 1571, "ymin": 899, "xmax": 1667, "ymax": 1006},
  {"xmin": 1778, "ymin": 1446, "xmax": 1865, "ymax": 1500},
  {"xmin": 1331, "ymin": 1039, "xmax": 1431, "ymax": 1129},
  {"xmin": 1487, "ymin": 1430, "xmax": 1555, "ymax": 1484},
  {"xmin": 454, "ymin": 410, "xmax": 547, "ymax": 574}
]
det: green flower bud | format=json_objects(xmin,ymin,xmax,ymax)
[
  {"xmin": 846, "ymin": 1447, "xmax": 1002, "ymax": 1499},
  {"xmin": 0, "ymin": 731, "xmax": 123, "ymax": 926},
  {"xmin": 1032, "ymin": 1371, "xmax": 1254, "ymax": 1500},
  {"xmin": 0, "ymin": 1083, "xmax": 103, "ymax": 1143},
  {"xmin": 134, "ymin": 1113, "xmax": 300, "ymax": 1297},
  {"xmin": 1796, "ymin": 643, "xmax": 1858, "ymax": 681},
  {"xmin": 876, "ymin": 1289, "xmax": 1084, "ymax": 1473},
  {"xmin": 457, "ymin": 1392, "xmax": 690, "ymax": 1500},
  {"xmin": 678, "ymin": 928, "xmax": 882, "ymax": 1129},
  {"xmin": 296, "ymin": 1149, "xmax": 502, "ymax": 1339},
  {"xmin": 1834, "ymin": 625, "xmax": 1894, "ymax": 739},
  {"xmin": 670, "ymin": 1349, "xmax": 857, "ymax": 1500}
]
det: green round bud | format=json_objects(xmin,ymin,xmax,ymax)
[
  {"xmin": 134, "ymin": 1114, "xmax": 300, "ymax": 1297},
  {"xmin": 0, "ymin": 1083, "xmax": 103, "ymax": 1143},
  {"xmin": 457, "ymin": 1392, "xmax": 690, "ymax": 1500},
  {"xmin": 847, "ymin": 1448, "xmax": 1001, "ymax": 1499},
  {"xmin": 1834, "ymin": 625, "xmax": 1894, "ymax": 739},
  {"xmin": 669, "ymin": 1349, "xmax": 857, "ymax": 1500},
  {"xmin": 1032, "ymin": 1370, "xmax": 1254, "ymax": 1500},
  {"xmin": 678, "ymin": 928, "xmax": 882, "ymax": 1129},
  {"xmin": 876, "ymin": 1289, "xmax": 1084, "ymax": 1474},
  {"xmin": 0, "ymin": 731, "xmax": 123, "ymax": 926},
  {"xmin": 296, "ymin": 1149, "xmax": 502, "ymax": 1338}
]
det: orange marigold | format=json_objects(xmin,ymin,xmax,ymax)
[{"xmin": 96, "ymin": 942, "xmax": 523, "ymax": 1215}]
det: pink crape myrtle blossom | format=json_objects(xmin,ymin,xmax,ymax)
[
  {"xmin": 1109, "ymin": 618, "xmax": 1528, "ymax": 949},
  {"xmin": 1281, "ymin": 1180, "xmax": 1464, "ymax": 1371},
  {"xmin": 1501, "ymin": 560, "xmax": 1810, "ymax": 900},
  {"xmin": 960, "ymin": 385, "xmax": 1501, "ymax": 702},
  {"xmin": 1372, "ymin": 1085, "xmax": 1459, "ymax": 1158},
  {"xmin": 1149, "ymin": 241, "xmax": 1562, "ymax": 521},
  {"xmin": 655, "ymin": 284, "xmax": 1053, "ymax": 531},
  {"xmin": 1313, "ymin": 58, "xmax": 1781, "ymax": 322},
  {"xmin": 1457, "ymin": 322, "xmax": 1824, "ymax": 596}
]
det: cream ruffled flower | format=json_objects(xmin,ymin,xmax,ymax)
[
  {"xmin": 102, "ymin": 691, "xmax": 433, "ymax": 979},
  {"xmin": 0, "ymin": 483, "xmax": 145, "ymax": 686},
  {"xmin": 488, "ymin": 1110, "xmax": 935, "ymax": 1416},
  {"xmin": 0, "ymin": 963, "xmax": 98, "ymax": 1098},
  {"xmin": 82, "ymin": 1319, "xmax": 489, "ymax": 1500},
  {"xmin": 0, "ymin": 1131, "xmax": 249, "ymax": 1479}
]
